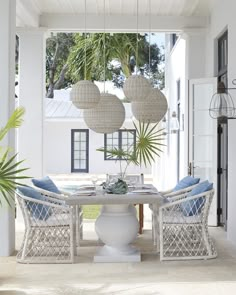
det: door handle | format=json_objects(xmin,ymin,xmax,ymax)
[
  {"xmin": 188, "ymin": 163, "xmax": 200, "ymax": 176},
  {"xmin": 188, "ymin": 162, "xmax": 192, "ymax": 176}
]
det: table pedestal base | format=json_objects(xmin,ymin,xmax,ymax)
[
  {"xmin": 94, "ymin": 204, "xmax": 140, "ymax": 263},
  {"xmin": 94, "ymin": 245, "xmax": 140, "ymax": 262}
]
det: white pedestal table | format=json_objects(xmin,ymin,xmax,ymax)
[{"xmin": 65, "ymin": 188, "xmax": 162, "ymax": 263}]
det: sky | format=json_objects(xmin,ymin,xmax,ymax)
[{"xmin": 147, "ymin": 33, "xmax": 165, "ymax": 47}]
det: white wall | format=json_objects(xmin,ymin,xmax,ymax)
[
  {"xmin": 154, "ymin": 35, "xmax": 187, "ymax": 191},
  {"xmin": 44, "ymin": 119, "xmax": 151, "ymax": 176},
  {"xmin": 204, "ymin": 0, "xmax": 236, "ymax": 245},
  {"xmin": 162, "ymin": 30, "xmax": 209, "ymax": 192}
]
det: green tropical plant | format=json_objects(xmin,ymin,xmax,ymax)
[
  {"xmin": 0, "ymin": 107, "xmax": 29, "ymax": 206},
  {"xmin": 97, "ymin": 121, "xmax": 166, "ymax": 178}
]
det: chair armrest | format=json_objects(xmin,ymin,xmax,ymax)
[
  {"xmin": 32, "ymin": 186, "xmax": 68, "ymax": 200},
  {"xmin": 159, "ymin": 188, "xmax": 174, "ymax": 195},
  {"xmin": 166, "ymin": 192, "xmax": 189, "ymax": 202},
  {"xmin": 159, "ymin": 190, "xmax": 214, "ymax": 211},
  {"xmin": 163, "ymin": 184, "xmax": 199, "ymax": 198}
]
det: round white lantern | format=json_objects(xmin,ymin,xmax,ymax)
[
  {"xmin": 84, "ymin": 93, "xmax": 125, "ymax": 134},
  {"xmin": 123, "ymin": 75, "xmax": 151, "ymax": 102},
  {"xmin": 70, "ymin": 80, "xmax": 100, "ymax": 109},
  {"xmin": 131, "ymin": 88, "xmax": 168, "ymax": 123}
]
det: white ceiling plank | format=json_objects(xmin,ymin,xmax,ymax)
[
  {"xmin": 109, "ymin": 0, "xmax": 121, "ymax": 16},
  {"xmin": 188, "ymin": 0, "xmax": 200, "ymax": 16},
  {"xmin": 29, "ymin": 0, "xmax": 42, "ymax": 14},
  {"xmin": 153, "ymin": 0, "xmax": 164, "ymax": 16},
  {"xmin": 29, "ymin": 0, "xmax": 213, "ymax": 16},
  {"xmin": 171, "ymin": 0, "xmax": 186, "ymax": 16},
  {"xmin": 120, "ymin": 0, "xmax": 123, "ymax": 16},
  {"xmin": 16, "ymin": 0, "xmax": 40, "ymax": 27},
  {"xmin": 39, "ymin": 13, "xmax": 209, "ymax": 33},
  {"xmin": 16, "ymin": 0, "xmax": 213, "ymax": 28}
]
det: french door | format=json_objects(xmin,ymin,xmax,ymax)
[{"xmin": 189, "ymin": 78, "xmax": 218, "ymax": 226}]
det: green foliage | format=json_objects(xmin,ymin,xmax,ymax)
[
  {"xmin": 0, "ymin": 107, "xmax": 25, "ymax": 142},
  {"xmin": 134, "ymin": 121, "xmax": 166, "ymax": 167},
  {"xmin": 45, "ymin": 32, "xmax": 165, "ymax": 96},
  {"xmin": 67, "ymin": 33, "xmax": 138, "ymax": 82},
  {"xmin": 97, "ymin": 122, "xmax": 166, "ymax": 177},
  {"xmin": 46, "ymin": 33, "xmax": 75, "ymax": 94},
  {"xmin": 0, "ymin": 107, "xmax": 29, "ymax": 206},
  {"xmin": 105, "ymin": 179, "xmax": 128, "ymax": 194}
]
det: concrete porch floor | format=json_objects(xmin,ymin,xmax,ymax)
[{"xmin": 1, "ymin": 225, "xmax": 236, "ymax": 295}]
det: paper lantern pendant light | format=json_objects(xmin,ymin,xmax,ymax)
[
  {"xmin": 70, "ymin": 80, "xmax": 100, "ymax": 109},
  {"xmin": 131, "ymin": 88, "xmax": 168, "ymax": 123},
  {"xmin": 84, "ymin": 93, "xmax": 125, "ymax": 134},
  {"xmin": 123, "ymin": 75, "xmax": 151, "ymax": 102},
  {"xmin": 70, "ymin": 0, "xmax": 101, "ymax": 110}
]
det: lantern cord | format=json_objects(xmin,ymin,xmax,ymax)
[
  {"xmin": 103, "ymin": 0, "xmax": 106, "ymax": 93},
  {"xmin": 136, "ymin": 0, "xmax": 139, "ymax": 74},
  {"xmin": 84, "ymin": 0, "xmax": 87, "ymax": 79},
  {"xmin": 149, "ymin": 0, "xmax": 151, "ymax": 79}
]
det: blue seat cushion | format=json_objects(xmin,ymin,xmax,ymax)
[
  {"xmin": 17, "ymin": 186, "xmax": 52, "ymax": 220},
  {"xmin": 180, "ymin": 181, "xmax": 213, "ymax": 217},
  {"xmin": 173, "ymin": 176, "xmax": 200, "ymax": 192},
  {"xmin": 32, "ymin": 176, "xmax": 60, "ymax": 194}
]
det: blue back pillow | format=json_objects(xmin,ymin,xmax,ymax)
[
  {"xmin": 181, "ymin": 181, "xmax": 213, "ymax": 217},
  {"xmin": 173, "ymin": 176, "xmax": 200, "ymax": 192},
  {"xmin": 32, "ymin": 176, "xmax": 61, "ymax": 194},
  {"xmin": 17, "ymin": 186, "xmax": 51, "ymax": 220}
]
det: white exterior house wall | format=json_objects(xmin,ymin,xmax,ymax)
[
  {"xmin": 154, "ymin": 36, "xmax": 187, "ymax": 191},
  {"xmin": 166, "ymin": 0, "xmax": 236, "ymax": 245},
  {"xmin": 204, "ymin": 0, "xmax": 236, "ymax": 246},
  {"xmin": 44, "ymin": 119, "xmax": 151, "ymax": 176}
]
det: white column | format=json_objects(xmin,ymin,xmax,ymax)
[
  {"xmin": 0, "ymin": 0, "xmax": 16, "ymax": 256},
  {"xmin": 17, "ymin": 29, "xmax": 46, "ymax": 179}
]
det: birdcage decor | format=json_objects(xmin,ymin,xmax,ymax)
[{"xmin": 209, "ymin": 81, "xmax": 236, "ymax": 119}]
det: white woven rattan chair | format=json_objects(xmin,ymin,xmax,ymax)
[
  {"xmin": 32, "ymin": 186, "xmax": 83, "ymax": 246},
  {"xmin": 159, "ymin": 189, "xmax": 217, "ymax": 261},
  {"xmin": 16, "ymin": 190, "xmax": 75, "ymax": 264},
  {"xmin": 151, "ymin": 184, "xmax": 199, "ymax": 246}
]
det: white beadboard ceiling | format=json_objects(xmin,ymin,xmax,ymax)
[{"xmin": 16, "ymin": 0, "xmax": 213, "ymax": 31}]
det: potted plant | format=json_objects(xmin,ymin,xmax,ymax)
[
  {"xmin": 97, "ymin": 121, "xmax": 165, "ymax": 190},
  {"xmin": 0, "ymin": 107, "xmax": 29, "ymax": 206}
]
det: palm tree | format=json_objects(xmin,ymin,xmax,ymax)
[
  {"xmin": 0, "ymin": 107, "xmax": 29, "ymax": 206},
  {"xmin": 67, "ymin": 33, "xmax": 145, "ymax": 83}
]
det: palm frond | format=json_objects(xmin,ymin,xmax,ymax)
[
  {"xmin": 134, "ymin": 121, "xmax": 166, "ymax": 167},
  {"xmin": 0, "ymin": 107, "xmax": 25, "ymax": 142},
  {"xmin": 0, "ymin": 150, "xmax": 29, "ymax": 206}
]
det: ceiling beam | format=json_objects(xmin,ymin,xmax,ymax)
[{"xmin": 39, "ymin": 13, "xmax": 209, "ymax": 32}]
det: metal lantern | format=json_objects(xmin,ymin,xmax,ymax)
[
  {"xmin": 70, "ymin": 80, "xmax": 100, "ymax": 109},
  {"xmin": 84, "ymin": 93, "xmax": 125, "ymax": 134},
  {"xmin": 123, "ymin": 75, "xmax": 151, "ymax": 102},
  {"xmin": 131, "ymin": 88, "xmax": 168, "ymax": 123},
  {"xmin": 209, "ymin": 82, "xmax": 235, "ymax": 119}
]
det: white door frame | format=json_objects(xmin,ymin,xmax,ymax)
[{"xmin": 189, "ymin": 77, "xmax": 218, "ymax": 226}]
